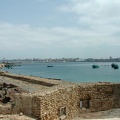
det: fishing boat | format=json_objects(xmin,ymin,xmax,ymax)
[
  {"xmin": 47, "ymin": 65, "xmax": 53, "ymax": 67},
  {"xmin": 111, "ymin": 63, "xmax": 115, "ymax": 68},
  {"xmin": 114, "ymin": 65, "xmax": 119, "ymax": 69},
  {"xmin": 111, "ymin": 63, "xmax": 119, "ymax": 69},
  {"xmin": 4, "ymin": 63, "xmax": 14, "ymax": 69},
  {"xmin": 92, "ymin": 64, "xmax": 99, "ymax": 68}
]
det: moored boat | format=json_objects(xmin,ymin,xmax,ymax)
[
  {"xmin": 111, "ymin": 63, "xmax": 119, "ymax": 69},
  {"xmin": 92, "ymin": 64, "xmax": 99, "ymax": 68},
  {"xmin": 4, "ymin": 63, "xmax": 14, "ymax": 69},
  {"xmin": 47, "ymin": 65, "xmax": 53, "ymax": 67},
  {"xmin": 111, "ymin": 63, "xmax": 115, "ymax": 68}
]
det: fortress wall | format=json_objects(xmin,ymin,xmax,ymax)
[
  {"xmin": 38, "ymin": 83, "xmax": 120, "ymax": 120},
  {"xmin": 12, "ymin": 93, "xmax": 41, "ymax": 119},
  {"xmin": 0, "ymin": 72, "xmax": 55, "ymax": 87},
  {"xmin": 0, "ymin": 104, "xmax": 11, "ymax": 114},
  {"xmin": 0, "ymin": 72, "xmax": 120, "ymax": 120},
  {"xmin": 113, "ymin": 84, "xmax": 120, "ymax": 108},
  {"xmin": 81, "ymin": 84, "xmax": 115, "ymax": 112},
  {"xmin": 0, "ymin": 83, "xmax": 119, "ymax": 120},
  {"xmin": 39, "ymin": 86, "xmax": 80, "ymax": 120}
]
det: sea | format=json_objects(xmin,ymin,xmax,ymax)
[{"xmin": 2, "ymin": 62, "xmax": 120, "ymax": 83}]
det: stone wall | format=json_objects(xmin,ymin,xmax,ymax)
[
  {"xmin": 12, "ymin": 93, "xmax": 41, "ymax": 119},
  {"xmin": 0, "ymin": 72, "xmax": 120, "ymax": 120},
  {"xmin": 0, "ymin": 72, "xmax": 56, "ymax": 87},
  {"xmin": 0, "ymin": 82, "xmax": 120, "ymax": 120},
  {"xmin": 39, "ymin": 86, "xmax": 80, "ymax": 120},
  {"xmin": 113, "ymin": 84, "xmax": 120, "ymax": 108},
  {"xmin": 83, "ymin": 83, "xmax": 114, "ymax": 112},
  {"xmin": 0, "ymin": 104, "xmax": 11, "ymax": 114},
  {"xmin": 38, "ymin": 83, "xmax": 120, "ymax": 120}
]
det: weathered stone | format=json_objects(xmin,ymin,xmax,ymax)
[
  {"xmin": 19, "ymin": 112, "xmax": 23, "ymax": 116},
  {"xmin": 0, "ymin": 72, "xmax": 120, "ymax": 120}
]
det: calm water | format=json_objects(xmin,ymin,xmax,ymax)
[{"xmin": 3, "ymin": 62, "xmax": 120, "ymax": 83}]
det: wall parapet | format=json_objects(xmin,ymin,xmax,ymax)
[{"xmin": 0, "ymin": 72, "xmax": 56, "ymax": 87}]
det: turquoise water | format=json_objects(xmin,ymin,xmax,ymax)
[{"xmin": 3, "ymin": 62, "xmax": 120, "ymax": 83}]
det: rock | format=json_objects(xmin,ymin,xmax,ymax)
[
  {"xmin": 0, "ymin": 115, "xmax": 4, "ymax": 118},
  {"xmin": 19, "ymin": 112, "xmax": 23, "ymax": 116}
]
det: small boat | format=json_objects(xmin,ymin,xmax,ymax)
[
  {"xmin": 92, "ymin": 64, "xmax": 99, "ymax": 68},
  {"xmin": 4, "ymin": 63, "xmax": 14, "ymax": 69},
  {"xmin": 111, "ymin": 63, "xmax": 115, "ymax": 68},
  {"xmin": 111, "ymin": 63, "xmax": 119, "ymax": 69},
  {"xmin": 47, "ymin": 65, "xmax": 53, "ymax": 67},
  {"xmin": 114, "ymin": 65, "xmax": 119, "ymax": 69}
]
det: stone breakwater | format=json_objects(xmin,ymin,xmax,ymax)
[{"xmin": 0, "ymin": 71, "xmax": 120, "ymax": 120}]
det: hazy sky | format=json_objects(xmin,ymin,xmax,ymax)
[{"xmin": 0, "ymin": 0, "xmax": 120, "ymax": 59}]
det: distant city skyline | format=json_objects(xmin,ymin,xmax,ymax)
[
  {"xmin": 1, "ymin": 57, "xmax": 120, "ymax": 63},
  {"xmin": 0, "ymin": 0, "xmax": 120, "ymax": 59}
]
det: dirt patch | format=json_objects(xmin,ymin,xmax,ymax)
[
  {"xmin": 0, "ymin": 114, "xmax": 36, "ymax": 120},
  {"xmin": 72, "ymin": 109, "xmax": 120, "ymax": 120}
]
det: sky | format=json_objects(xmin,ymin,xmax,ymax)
[{"xmin": 0, "ymin": 0, "xmax": 120, "ymax": 59}]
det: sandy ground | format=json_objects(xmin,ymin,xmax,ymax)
[
  {"xmin": 77, "ymin": 118, "xmax": 120, "ymax": 120},
  {"xmin": 72, "ymin": 109, "xmax": 120, "ymax": 120},
  {"xmin": 0, "ymin": 114, "xmax": 36, "ymax": 120},
  {"xmin": 0, "ymin": 76, "xmax": 55, "ymax": 93},
  {"xmin": 0, "ymin": 75, "xmax": 75, "ymax": 94},
  {"xmin": 0, "ymin": 109, "xmax": 120, "ymax": 120}
]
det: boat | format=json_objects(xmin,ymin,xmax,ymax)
[
  {"xmin": 111, "ymin": 63, "xmax": 119, "ymax": 69},
  {"xmin": 114, "ymin": 65, "xmax": 119, "ymax": 69},
  {"xmin": 47, "ymin": 65, "xmax": 53, "ymax": 67},
  {"xmin": 111, "ymin": 63, "xmax": 115, "ymax": 68},
  {"xmin": 92, "ymin": 64, "xmax": 99, "ymax": 68},
  {"xmin": 4, "ymin": 63, "xmax": 14, "ymax": 69}
]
